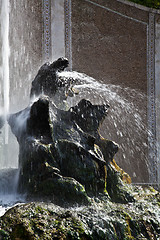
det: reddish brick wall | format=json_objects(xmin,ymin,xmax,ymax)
[
  {"xmin": 71, "ymin": 0, "xmax": 150, "ymax": 182},
  {"xmin": 72, "ymin": 0, "xmax": 148, "ymax": 92}
]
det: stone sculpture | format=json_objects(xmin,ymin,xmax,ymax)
[
  {"xmin": 1, "ymin": 58, "xmax": 159, "ymax": 239},
  {"xmin": 8, "ymin": 58, "xmax": 134, "ymax": 204}
]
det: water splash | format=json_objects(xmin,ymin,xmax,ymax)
[
  {"xmin": 59, "ymin": 71, "xmax": 149, "ymax": 183},
  {"xmin": 0, "ymin": 168, "xmax": 26, "ymax": 216},
  {"xmin": 0, "ymin": 0, "xmax": 19, "ymax": 170},
  {"xmin": 0, "ymin": 0, "xmax": 23, "ymax": 211}
]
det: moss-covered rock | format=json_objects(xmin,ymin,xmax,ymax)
[
  {"xmin": 6, "ymin": 59, "xmax": 159, "ymax": 240},
  {"xmin": 8, "ymin": 59, "xmax": 119, "ymax": 203},
  {"xmin": 38, "ymin": 176, "xmax": 90, "ymax": 205},
  {"xmin": 106, "ymin": 163, "xmax": 135, "ymax": 203},
  {"xmin": 0, "ymin": 187, "xmax": 160, "ymax": 239}
]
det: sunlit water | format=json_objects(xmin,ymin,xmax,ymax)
[
  {"xmin": 0, "ymin": 0, "xmax": 23, "ymax": 216},
  {"xmin": 0, "ymin": 69, "xmax": 155, "ymax": 216},
  {"xmin": 59, "ymin": 71, "xmax": 150, "ymax": 183},
  {"xmin": 0, "ymin": 168, "xmax": 25, "ymax": 216},
  {"xmin": 0, "ymin": 0, "xmax": 10, "ymax": 144}
]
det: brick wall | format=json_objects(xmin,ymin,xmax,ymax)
[{"xmin": 71, "ymin": 0, "xmax": 160, "ymax": 184}]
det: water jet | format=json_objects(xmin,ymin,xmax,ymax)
[
  {"xmin": 0, "ymin": 1, "xmax": 160, "ymax": 238},
  {"xmin": 0, "ymin": 58, "xmax": 159, "ymax": 239}
]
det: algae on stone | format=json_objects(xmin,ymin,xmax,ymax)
[
  {"xmin": 0, "ymin": 188, "xmax": 160, "ymax": 239},
  {"xmin": 8, "ymin": 58, "xmax": 122, "ymax": 202},
  {"xmin": 2, "ymin": 58, "xmax": 159, "ymax": 239}
]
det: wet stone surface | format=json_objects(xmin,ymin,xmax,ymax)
[{"xmin": 0, "ymin": 58, "xmax": 159, "ymax": 239}]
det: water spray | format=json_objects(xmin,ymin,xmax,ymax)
[{"xmin": 1, "ymin": 0, "xmax": 10, "ymax": 144}]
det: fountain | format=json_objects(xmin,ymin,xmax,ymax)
[
  {"xmin": 0, "ymin": 58, "xmax": 159, "ymax": 239},
  {"xmin": 8, "ymin": 57, "xmax": 125, "ymax": 202},
  {"xmin": 0, "ymin": 0, "xmax": 159, "ymax": 237}
]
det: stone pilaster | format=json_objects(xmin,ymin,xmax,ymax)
[
  {"xmin": 155, "ymin": 15, "xmax": 160, "ymax": 188},
  {"xmin": 147, "ymin": 13, "xmax": 157, "ymax": 184},
  {"xmin": 64, "ymin": 0, "xmax": 72, "ymax": 70},
  {"xmin": 42, "ymin": 0, "xmax": 51, "ymax": 62}
]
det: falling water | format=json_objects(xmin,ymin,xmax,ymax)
[
  {"xmin": 0, "ymin": 0, "xmax": 19, "ymax": 169},
  {"xmin": 1, "ymin": 0, "xmax": 10, "ymax": 144},
  {"xmin": 59, "ymin": 71, "xmax": 150, "ymax": 183},
  {"xmin": 0, "ymin": 0, "xmax": 44, "ymax": 216},
  {"xmin": 0, "ymin": 0, "xmax": 25, "ymax": 215}
]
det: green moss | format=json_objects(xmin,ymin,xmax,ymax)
[
  {"xmin": 148, "ymin": 186, "xmax": 156, "ymax": 192},
  {"xmin": 37, "ymin": 177, "xmax": 90, "ymax": 205},
  {"xmin": 35, "ymin": 206, "xmax": 46, "ymax": 214},
  {"xmin": 53, "ymin": 209, "xmax": 85, "ymax": 238},
  {"xmin": 0, "ymin": 195, "xmax": 160, "ymax": 240},
  {"xmin": 123, "ymin": 213, "xmax": 135, "ymax": 239},
  {"xmin": 0, "ymin": 229, "xmax": 10, "ymax": 239},
  {"xmin": 128, "ymin": 0, "xmax": 160, "ymax": 9},
  {"xmin": 106, "ymin": 164, "xmax": 135, "ymax": 203}
]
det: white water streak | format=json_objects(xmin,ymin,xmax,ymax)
[{"xmin": 1, "ymin": 0, "xmax": 10, "ymax": 144}]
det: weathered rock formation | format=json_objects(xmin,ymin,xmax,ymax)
[
  {"xmin": 0, "ymin": 186, "xmax": 160, "ymax": 239},
  {"xmin": 7, "ymin": 58, "xmax": 133, "ymax": 204},
  {"xmin": 30, "ymin": 57, "xmax": 77, "ymax": 109},
  {"xmin": 0, "ymin": 58, "xmax": 159, "ymax": 239}
]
